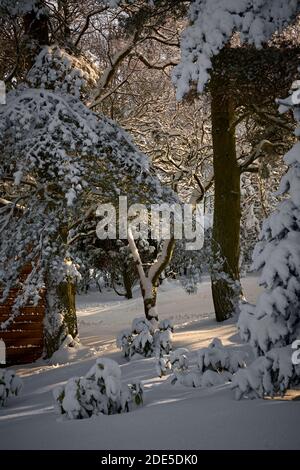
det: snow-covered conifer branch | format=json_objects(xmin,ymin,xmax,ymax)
[{"xmin": 173, "ymin": 0, "xmax": 300, "ymax": 99}]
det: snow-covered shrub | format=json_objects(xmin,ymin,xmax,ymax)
[
  {"xmin": 164, "ymin": 339, "xmax": 246, "ymax": 388},
  {"xmin": 162, "ymin": 347, "xmax": 201, "ymax": 387},
  {"xmin": 198, "ymin": 338, "xmax": 247, "ymax": 375},
  {"xmin": 170, "ymin": 348, "xmax": 190, "ymax": 372},
  {"xmin": 53, "ymin": 358, "xmax": 143, "ymax": 420},
  {"xmin": 235, "ymin": 77, "xmax": 300, "ymax": 398},
  {"xmin": 117, "ymin": 317, "xmax": 173, "ymax": 359},
  {"xmin": 157, "ymin": 319, "xmax": 173, "ymax": 355},
  {"xmin": 116, "ymin": 329, "xmax": 133, "ymax": 359},
  {"xmin": 169, "ymin": 239, "xmax": 205, "ymax": 293},
  {"xmin": 232, "ymin": 346, "xmax": 300, "ymax": 400},
  {"xmin": 156, "ymin": 347, "xmax": 189, "ymax": 378},
  {"xmin": 181, "ymin": 260, "xmax": 201, "ymax": 294},
  {"xmin": 170, "ymin": 348, "xmax": 203, "ymax": 387},
  {"xmin": 201, "ymin": 369, "xmax": 232, "ymax": 387},
  {"xmin": 0, "ymin": 369, "xmax": 23, "ymax": 407},
  {"xmin": 117, "ymin": 318, "xmax": 154, "ymax": 359},
  {"xmin": 155, "ymin": 356, "xmax": 171, "ymax": 378}
]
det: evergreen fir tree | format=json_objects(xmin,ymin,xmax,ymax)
[{"xmin": 233, "ymin": 77, "xmax": 300, "ymax": 398}]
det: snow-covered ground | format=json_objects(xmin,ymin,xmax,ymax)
[{"xmin": 0, "ymin": 277, "xmax": 299, "ymax": 450}]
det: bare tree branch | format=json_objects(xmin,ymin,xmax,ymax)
[
  {"xmin": 133, "ymin": 51, "xmax": 178, "ymax": 70},
  {"xmin": 74, "ymin": 7, "xmax": 109, "ymax": 47},
  {"xmin": 88, "ymin": 33, "xmax": 142, "ymax": 108}
]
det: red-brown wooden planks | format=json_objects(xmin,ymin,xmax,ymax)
[{"xmin": 0, "ymin": 266, "xmax": 45, "ymax": 365}]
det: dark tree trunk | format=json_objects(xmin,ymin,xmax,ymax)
[
  {"xmin": 44, "ymin": 226, "xmax": 78, "ymax": 357},
  {"xmin": 142, "ymin": 285, "xmax": 158, "ymax": 322},
  {"xmin": 57, "ymin": 0, "xmax": 72, "ymax": 46},
  {"xmin": 56, "ymin": 281, "xmax": 78, "ymax": 338},
  {"xmin": 123, "ymin": 269, "xmax": 133, "ymax": 299},
  {"xmin": 44, "ymin": 278, "xmax": 78, "ymax": 359},
  {"xmin": 210, "ymin": 85, "xmax": 242, "ymax": 322},
  {"xmin": 23, "ymin": 2, "xmax": 49, "ymax": 68},
  {"xmin": 57, "ymin": 226, "xmax": 78, "ymax": 340}
]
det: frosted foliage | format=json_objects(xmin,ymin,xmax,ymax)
[
  {"xmin": 236, "ymin": 77, "xmax": 300, "ymax": 397},
  {"xmin": 0, "ymin": 87, "xmax": 152, "ymax": 204},
  {"xmin": 173, "ymin": 0, "xmax": 299, "ymax": 99},
  {"xmin": 163, "ymin": 339, "xmax": 246, "ymax": 387},
  {"xmin": 232, "ymin": 346, "xmax": 300, "ymax": 399},
  {"xmin": 27, "ymin": 46, "xmax": 99, "ymax": 100},
  {"xmin": 198, "ymin": 338, "xmax": 247, "ymax": 375},
  {"xmin": 132, "ymin": 317, "xmax": 155, "ymax": 335},
  {"xmin": 0, "ymin": 370, "xmax": 23, "ymax": 407},
  {"xmin": 117, "ymin": 317, "xmax": 173, "ymax": 359},
  {"xmin": 170, "ymin": 348, "xmax": 189, "ymax": 371},
  {"xmin": 53, "ymin": 358, "xmax": 143, "ymax": 419}
]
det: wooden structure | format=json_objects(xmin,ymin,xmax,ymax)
[{"xmin": 0, "ymin": 265, "xmax": 45, "ymax": 365}]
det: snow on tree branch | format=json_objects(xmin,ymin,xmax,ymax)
[{"xmin": 173, "ymin": 0, "xmax": 300, "ymax": 99}]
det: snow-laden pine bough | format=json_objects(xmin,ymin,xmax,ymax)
[
  {"xmin": 53, "ymin": 358, "xmax": 143, "ymax": 420},
  {"xmin": 173, "ymin": 0, "xmax": 300, "ymax": 99},
  {"xmin": 0, "ymin": 369, "xmax": 23, "ymax": 407}
]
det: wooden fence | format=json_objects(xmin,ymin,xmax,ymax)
[{"xmin": 0, "ymin": 266, "xmax": 45, "ymax": 365}]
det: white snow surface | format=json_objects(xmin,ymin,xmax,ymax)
[{"xmin": 0, "ymin": 277, "xmax": 299, "ymax": 450}]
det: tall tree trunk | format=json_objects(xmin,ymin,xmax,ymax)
[
  {"xmin": 210, "ymin": 85, "xmax": 242, "ymax": 322},
  {"xmin": 56, "ymin": 281, "xmax": 77, "ymax": 338},
  {"xmin": 44, "ymin": 227, "xmax": 78, "ymax": 358},
  {"xmin": 123, "ymin": 269, "xmax": 133, "ymax": 299},
  {"xmin": 142, "ymin": 284, "xmax": 158, "ymax": 321},
  {"xmin": 57, "ymin": 0, "xmax": 72, "ymax": 46},
  {"xmin": 23, "ymin": 2, "xmax": 49, "ymax": 68},
  {"xmin": 111, "ymin": 270, "xmax": 133, "ymax": 299},
  {"xmin": 44, "ymin": 277, "xmax": 78, "ymax": 358}
]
